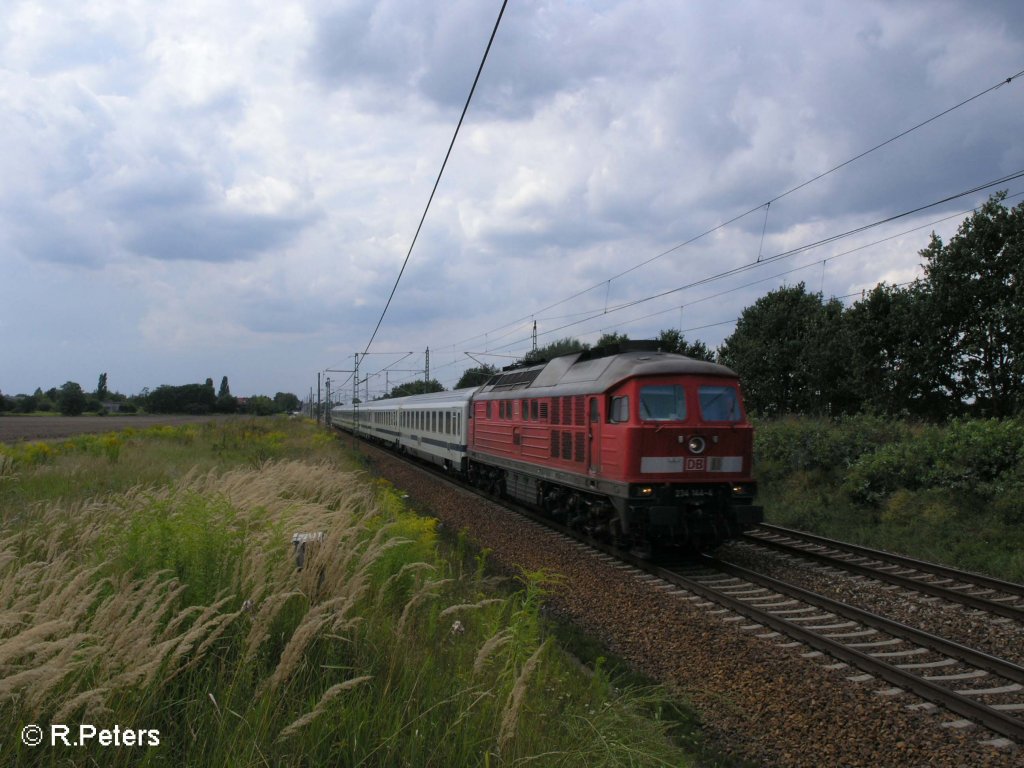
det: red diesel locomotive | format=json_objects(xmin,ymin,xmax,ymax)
[{"xmin": 333, "ymin": 341, "xmax": 762, "ymax": 554}]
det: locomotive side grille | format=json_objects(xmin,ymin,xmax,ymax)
[
  {"xmin": 573, "ymin": 396, "xmax": 584, "ymax": 426},
  {"xmin": 551, "ymin": 429, "xmax": 561, "ymax": 458},
  {"xmin": 538, "ymin": 402, "xmax": 549, "ymax": 421},
  {"xmin": 561, "ymin": 432, "xmax": 572, "ymax": 460},
  {"xmin": 551, "ymin": 398, "xmax": 560, "ymax": 425},
  {"xmin": 561, "ymin": 396, "xmax": 572, "ymax": 425},
  {"xmin": 574, "ymin": 432, "xmax": 584, "ymax": 462}
]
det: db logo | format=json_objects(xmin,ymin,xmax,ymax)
[{"xmin": 684, "ymin": 457, "xmax": 705, "ymax": 471}]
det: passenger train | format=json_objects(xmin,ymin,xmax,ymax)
[{"xmin": 332, "ymin": 341, "xmax": 762, "ymax": 555}]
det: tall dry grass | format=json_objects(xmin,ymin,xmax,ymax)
[{"xmin": 0, "ymin": 421, "xmax": 696, "ymax": 766}]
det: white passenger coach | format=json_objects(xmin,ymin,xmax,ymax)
[{"xmin": 331, "ymin": 388, "xmax": 475, "ymax": 472}]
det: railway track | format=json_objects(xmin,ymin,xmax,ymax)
[
  {"xmin": 353, "ymin": 439, "xmax": 1023, "ymax": 755},
  {"xmin": 740, "ymin": 524, "xmax": 1024, "ymax": 620},
  {"xmin": 675, "ymin": 557, "xmax": 1024, "ymax": 747},
  {"xmin": 483, "ymin": 497, "xmax": 1024, "ymax": 746}
]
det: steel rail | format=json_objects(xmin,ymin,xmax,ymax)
[
  {"xmin": 704, "ymin": 556, "xmax": 1024, "ymax": 685},
  {"xmin": 754, "ymin": 523, "xmax": 1024, "ymax": 598},
  {"xmin": 661, "ymin": 559, "xmax": 1024, "ymax": 743},
  {"xmin": 742, "ymin": 529, "xmax": 1024, "ymax": 621}
]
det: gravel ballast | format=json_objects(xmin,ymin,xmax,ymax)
[{"xmin": 357, "ymin": 442, "xmax": 1019, "ymax": 767}]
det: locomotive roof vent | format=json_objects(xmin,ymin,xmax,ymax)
[
  {"xmin": 484, "ymin": 366, "xmax": 545, "ymax": 391},
  {"xmin": 575, "ymin": 339, "xmax": 662, "ymax": 361}
]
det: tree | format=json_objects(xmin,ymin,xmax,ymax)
[
  {"xmin": 15, "ymin": 393, "xmax": 38, "ymax": 413},
  {"xmin": 455, "ymin": 365, "xmax": 498, "ymax": 389},
  {"xmin": 844, "ymin": 282, "xmax": 951, "ymax": 418},
  {"xmin": 58, "ymin": 381, "xmax": 87, "ymax": 416},
  {"xmin": 274, "ymin": 392, "xmax": 300, "ymax": 412},
  {"xmin": 382, "ymin": 380, "xmax": 445, "ymax": 398},
  {"xmin": 96, "ymin": 373, "xmax": 108, "ymax": 400},
  {"xmin": 146, "ymin": 383, "xmax": 217, "ymax": 414},
  {"xmin": 595, "ymin": 332, "xmax": 630, "ymax": 348},
  {"xmin": 216, "ymin": 376, "xmax": 238, "ymax": 413},
  {"xmin": 522, "ymin": 337, "xmax": 589, "ymax": 364},
  {"xmin": 918, "ymin": 192, "xmax": 1024, "ymax": 417},
  {"xmin": 243, "ymin": 395, "xmax": 276, "ymax": 416},
  {"xmin": 718, "ymin": 283, "xmax": 849, "ymax": 416},
  {"xmin": 656, "ymin": 329, "xmax": 716, "ymax": 362}
]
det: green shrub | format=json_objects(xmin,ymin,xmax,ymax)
[
  {"xmin": 757, "ymin": 415, "xmax": 1024, "ymax": 581},
  {"xmin": 106, "ymin": 491, "xmax": 248, "ymax": 606},
  {"xmin": 842, "ymin": 419, "xmax": 1024, "ymax": 505},
  {"xmin": 755, "ymin": 414, "xmax": 909, "ymax": 481}
]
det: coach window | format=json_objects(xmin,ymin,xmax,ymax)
[
  {"xmin": 445, "ymin": 412, "xmax": 451, "ymax": 434},
  {"xmin": 590, "ymin": 399, "xmax": 599, "ymax": 423},
  {"xmin": 609, "ymin": 396, "xmax": 630, "ymax": 423}
]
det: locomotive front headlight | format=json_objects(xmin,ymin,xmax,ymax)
[
  {"xmin": 637, "ymin": 486, "xmax": 654, "ymax": 497},
  {"xmin": 687, "ymin": 436, "xmax": 706, "ymax": 454}
]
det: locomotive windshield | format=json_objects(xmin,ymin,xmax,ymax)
[
  {"xmin": 639, "ymin": 385, "xmax": 686, "ymax": 421},
  {"xmin": 699, "ymin": 385, "xmax": 742, "ymax": 422}
]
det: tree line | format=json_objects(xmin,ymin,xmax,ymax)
[
  {"xmin": 720, "ymin": 193, "xmax": 1022, "ymax": 419},
  {"xmin": 0, "ymin": 374, "xmax": 302, "ymax": 417},
  {"xmin": 376, "ymin": 193, "xmax": 1022, "ymax": 421}
]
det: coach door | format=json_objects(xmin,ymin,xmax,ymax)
[{"xmin": 587, "ymin": 397, "xmax": 600, "ymax": 474}]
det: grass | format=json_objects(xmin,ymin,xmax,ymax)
[{"xmin": 1, "ymin": 418, "xmax": 699, "ymax": 766}]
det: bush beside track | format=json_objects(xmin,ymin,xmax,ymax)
[{"xmin": 755, "ymin": 415, "xmax": 1024, "ymax": 582}]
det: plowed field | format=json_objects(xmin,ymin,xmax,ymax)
[{"xmin": 0, "ymin": 415, "xmax": 233, "ymax": 443}]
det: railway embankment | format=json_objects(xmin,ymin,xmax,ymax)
[{"xmin": 358, "ymin": 439, "xmax": 1021, "ymax": 767}]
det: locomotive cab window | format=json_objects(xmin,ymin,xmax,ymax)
[
  {"xmin": 699, "ymin": 385, "xmax": 741, "ymax": 422},
  {"xmin": 609, "ymin": 396, "xmax": 630, "ymax": 423},
  {"xmin": 639, "ymin": 385, "xmax": 686, "ymax": 421}
]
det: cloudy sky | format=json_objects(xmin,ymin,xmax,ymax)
[{"xmin": 2, "ymin": 0, "xmax": 1022, "ymax": 401}]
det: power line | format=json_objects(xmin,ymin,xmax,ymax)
[
  {"xmin": 452, "ymin": 171, "xmax": 1024, "ymax": 359},
  {"xmin": 350, "ymin": 65, "xmax": 1023, "ymax": 389},
  {"xmin": 374, "ymin": 183, "xmax": 1023, "ymax": 392},
  {"xmin": 360, "ymin": 0, "xmax": 508, "ymax": 358},
  {"xmin": 445, "ymin": 67, "xmax": 1024, "ymax": 351}
]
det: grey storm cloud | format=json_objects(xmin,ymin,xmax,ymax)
[
  {"xmin": 122, "ymin": 207, "xmax": 315, "ymax": 263},
  {"xmin": 2, "ymin": 0, "xmax": 1023, "ymax": 399}
]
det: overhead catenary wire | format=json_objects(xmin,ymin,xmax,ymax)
[
  {"xmin": 376, "ymin": 180, "xmax": 1022, "ymax": 393},
  {"xmin": 449, "ymin": 171, "xmax": 1024, "ymax": 360},
  {"xmin": 349, "ymin": 63, "xmax": 1023, "ymax": 392},
  {"xmin": 360, "ymin": 0, "xmax": 508, "ymax": 359},
  {"xmin": 445, "ymin": 67, "xmax": 1024, "ymax": 352}
]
